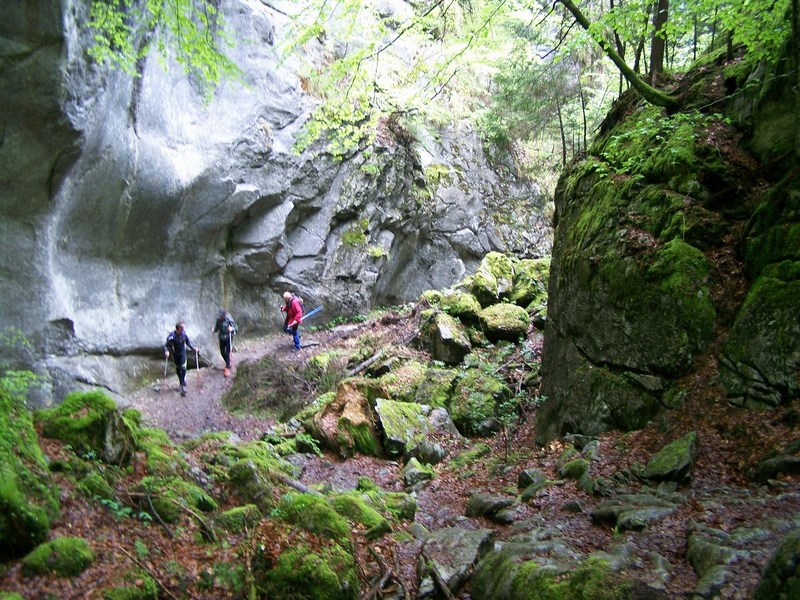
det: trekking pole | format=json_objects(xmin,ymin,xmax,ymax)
[
  {"xmin": 164, "ymin": 355, "xmax": 168, "ymax": 378},
  {"xmin": 196, "ymin": 350, "xmax": 200, "ymax": 384}
]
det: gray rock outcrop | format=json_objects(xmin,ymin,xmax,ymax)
[{"xmin": 0, "ymin": 0, "xmax": 548, "ymax": 406}]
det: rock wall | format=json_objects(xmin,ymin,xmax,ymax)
[
  {"xmin": 536, "ymin": 48, "xmax": 799, "ymax": 443},
  {"xmin": 0, "ymin": 0, "xmax": 549, "ymax": 405}
]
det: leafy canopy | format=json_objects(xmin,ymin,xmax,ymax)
[{"xmin": 87, "ymin": 0, "xmax": 240, "ymax": 93}]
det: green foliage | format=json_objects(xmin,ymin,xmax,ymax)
[
  {"xmin": 87, "ymin": 0, "xmax": 240, "ymax": 95},
  {"xmin": 341, "ymin": 218, "xmax": 370, "ymax": 247}
]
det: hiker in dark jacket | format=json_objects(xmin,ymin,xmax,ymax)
[
  {"xmin": 163, "ymin": 322, "xmax": 199, "ymax": 396},
  {"xmin": 280, "ymin": 291, "xmax": 304, "ymax": 351},
  {"xmin": 211, "ymin": 309, "xmax": 238, "ymax": 378}
]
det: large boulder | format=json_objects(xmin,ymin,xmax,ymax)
[{"xmin": 0, "ymin": 386, "xmax": 61, "ymax": 560}]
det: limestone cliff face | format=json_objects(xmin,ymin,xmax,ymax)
[
  {"xmin": 0, "ymin": 0, "xmax": 548, "ymax": 404},
  {"xmin": 536, "ymin": 48, "xmax": 799, "ymax": 442}
]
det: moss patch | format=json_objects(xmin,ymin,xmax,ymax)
[
  {"xmin": 21, "ymin": 536, "xmax": 94, "ymax": 577},
  {"xmin": 0, "ymin": 386, "xmax": 60, "ymax": 560}
]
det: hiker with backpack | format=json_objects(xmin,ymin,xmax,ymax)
[
  {"xmin": 163, "ymin": 322, "xmax": 199, "ymax": 396},
  {"xmin": 211, "ymin": 308, "xmax": 238, "ymax": 377},
  {"xmin": 280, "ymin": 291, "xmax": 304, "ymax": 352}
]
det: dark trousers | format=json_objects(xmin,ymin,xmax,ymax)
[
  {"xmin": 291, "ymin": 324, "xmax": 301, "ymax": 349},
  {"xmin": 174, "ymin": 360, "xmax": 187, "ymax": 386},
  {"xmin": 218, "ymin": 336, "xmax": 232, "ymax": 368}
]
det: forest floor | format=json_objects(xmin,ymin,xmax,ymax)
[{"xmin": 3, "ymin": 315, "xmax": 799, "ymax": 599}]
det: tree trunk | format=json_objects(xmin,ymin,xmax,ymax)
[
  {"xmin": 793, "ymin": 0, "xmax": 800, "ymax": 159},
  {"xmin": 558, "ymin": 0, "xmax": 678, "ymax": 108},
  {"xmin": 579, "ymin": 78, "xmax": 588, "ymax": 151},
  {"xmin": 557, "ymin": 98, "xmax": 567, "ymax": 166},
  {"xmin": 649, "ymin": 0, "xmax": 669, "ymax": 83}
]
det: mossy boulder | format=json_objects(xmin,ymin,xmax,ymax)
[
  {"xmin": 277, "ymin": 493, "xmax": 351, "ymax": 542},
  {"xmin": 214, "ymin": 504, "xmax": 262, "ymax": 533},
  {"xmin": 420, "ymin": 311, "xmax": 472, "ymax": 365},
  {"xmin": 308, "ymin": 380, "xmax": 382, "ymax": 458},
  {"xmin": 753, "ymin": 528, "xmax": 800, "ymax": 600},
  {"xmin": 376, "ymin": 360, "xmax": 427, "ymax": 402},
  {"xmin": 414, "ymin": 367, "xmax": 457, "ymax": 408},
  {"xmin": 136, "ymin": 426, "xmax": 188, "ymax": 475},
  {"xmin": 440, "ymin": 289, "xmax": 483, "ymax": 321},
  {"xmin": 401, "ymin": 457, "xmax": 435, "ymax": 488},
  {"xmin": 227, "ymin": 457, "xmax": 283, "ymax": 513},
  {"xmin": 329, "ymin": 493, "xmax": 392, "ymax": 540},
  {"xmin": 450, "ymin": 370, "xmax": 511, "ymax": 436},
  {"xmin": 101, "ymin": 571, "xmax": 159, "ymax": 600},
  {"xmin": 21, "ymin": 536, "xmax": 94, "ymax": 577},
  {"xmin": 479, "ymin": 303, "xmax": 530, "ymax": 342},
  {"xmin": 374, "ymin": 398, "xmax": 435, "ymax": 458},
  {"xmin": 0, "ymin": 386, "xmax": 60, "ymax": 560},
  {"xmin": 642, "ymin": 431, "xmax": 698, "ymax": 482},
  {"xmin": 471, "ymin": 530, "xmax": 643, "ymax": 600},
  {"xmin": 37, "ymin": 391, "xmax": 137, "ymax": 465},
  {"xmin": 508, "ymin": 257, "xmax": 550, "ymax": 315},
  {"xmin": 135, "ymin": 476, "xmax": 217, "ymax": 523},
  {"xmin": 252, "ymin": 525, "xmax": 358, "ymax": 600},
  {"xmin": 719, "ymin": 261, "xmax": 800, "ymax": 408},
  {"xmin": 78, "ymin": 471, "xmax": 116, "ymax": 501},
  {"xmin": 470, "ymin": 252, "xmax": 516, "ymax": 307}
]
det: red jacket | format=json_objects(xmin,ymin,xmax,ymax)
[{"xmin": 282, "ymin": 296, "xmax": 303, "ymax": 326}]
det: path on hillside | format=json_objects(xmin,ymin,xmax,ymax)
[{"xmin": 126, "ymin": 325, "xmax": 367, "ymax": 443}]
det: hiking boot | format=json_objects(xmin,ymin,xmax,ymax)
[
  {"xmin": 224, "ymin": 368, "xmax": 230, "ymax": 378},
  {"xmin": 292, "ymin": 346, "xmax": 302, "ymax": 353},
  {"xmin": 180, "ymin": 385, "xmax": 187, "ymax": 396}
]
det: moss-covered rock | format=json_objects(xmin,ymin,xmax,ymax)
[
  {"xmin": 472, "ymin": 531, "xmax": 643, "ymax": 600},
  {"xmin": 36, "ymin": 391, "xmax": 136, "ymax": 466},
  {"xmin": 479, "ymin": 303, "xmax": 530, "ymax": 342},
  {"xmin": 420, "ymin": 311, "xmax": 472, "ymax": 365},
  {"xmin": 213, "ymin": 504, "xmax": 262, "ymax": 533},
  {"xmin": 276, "ymin": 493, "xmax": 351, "ymax": 542},
  {"xmin": 719, "ymin": 261, "xmax": 800, "ymax": 408},
  {"xmin": 306, "ymin": 380, "xmax": 382, "ymax": 458},
  {"xmin": 508, "ymin": 257, "xmax": 550, "ymax": 316},
  {"xmin": 470, "ymin": 252, "xmax": 517, "ymax": 307},
  {"xmin": 440, "ymin": 289, "xmax": 483, "ymax": 321},
  {"xmin": 374, "ymin": 398, "xmax": 434, "ymax": 458},
  {"xmin": 376, "ymin": 360, "xmax": 427, "ymax": 402},
  {"xmin": 329, "ymin": 493, "xmax": 392, "ymax": 540},
  {"xmin": 102, "ymin": 571, "xmax": 159, "ymax": 600},
  {"xmin": 0, "ymin": 386, "xmax": 60, "ymax": 560},
  {"xmin": 753, "ymin": 528, "xmax": 800, "ymax": 600},
  {"xmin": 252, "ymin": 525, "xmax": 358, "ymax": 600},
  {"xmin": 78, "ymin": 471, "xmax": 116, "ymax": 501},
  {"xmin": 414, "ymin": 367, "xmax": 457, "ymax": 408},
  {"xmin": 450, "ymin": 370, "xmax": 511, "ymax": 436},
  {"xmin": 642, "ymin": 431, "xmax": 698, "ymax": 482},
  {"xmin": 136, "ymin": 427, "xmax": 187, "ymax": 475},
  {"xmin": 21, "ymin": 536, "xmax": 94, "ymax": 577},
  {"xmin": 135, "ymin": 476, "xmax": 217, "ymax": 523}
]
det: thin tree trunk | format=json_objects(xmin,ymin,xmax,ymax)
[
  {"xmin": 692, "ymin": 15, "xmax": 698, "ymax": 61},
  {"xmin": 579, "ymin": 77, "xmax": 588, "ymax": 151},
  {"xmin": 649, "ymin": 0, "xmax": 669, "ymax": 83},
  {"xmin": 559, "ymin": 0, "xmax": 678, "ymax": 108},
  {"xmin": 557, "ymin": 98, "xmax": 567, "ymax": 167},
  {"xmin": 793, "ymin": 0, "xmax": 800, "ymax": 158}
]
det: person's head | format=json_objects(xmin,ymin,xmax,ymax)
[
  {"xmin": 218, "ymin": 308, "xmax": 226, "ymax": 318},
  {"xmin": 175, "ymin": 322, "xmax": 185, "ymax": 333},
  {"xmin": 283, "ymin": 291, "xmax": 292, "ymax": 301}
]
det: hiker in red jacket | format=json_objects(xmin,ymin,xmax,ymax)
[{"xmin": 280, "ymin": 291, "xmax": 304, "ymax": 352}]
